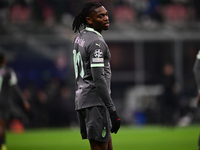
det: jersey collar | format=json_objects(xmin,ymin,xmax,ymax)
[{"xmin": 85, "ymin": 27, "xmax": 103, "ymax": 38}]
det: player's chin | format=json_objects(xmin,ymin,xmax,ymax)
[{"xmin": 103, "ymin": 26, "xmax": 109, "ymax": 30}]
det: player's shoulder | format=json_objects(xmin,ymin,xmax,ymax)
[
  {"xmin": 73, "ymin": 29, "xmax": 100, "ymax": 46},
  {"xmin": 83, "ymin": 28, "xmax": 104, "ymax": 42},
  {"xmin": 86, "ymin": 32, "xmax": 106, "ymax": 47}
]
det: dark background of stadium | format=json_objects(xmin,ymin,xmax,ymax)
[{"xmin": 0, "ymin": 0, "xmax": 200, "ymax": 128}]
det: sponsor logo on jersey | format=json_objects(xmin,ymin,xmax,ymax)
[
  {"xmin": 75, "ymin": 37, "xmax": 85, "ymax": 47},
  {"xmin": 92, "ymin": 58, "xmax": 104, "ymax": 62},
  {"xmin": 96, "ymin": 43, "xmax": 101, "ymax": 47},
  {"xmin": 94, "ymin": 49, "xmax": 103, "ymax": 58}
]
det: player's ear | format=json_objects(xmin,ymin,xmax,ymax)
[{"xmin": 86, "ymin": 17, "xmax": 93, "ymax": 25}]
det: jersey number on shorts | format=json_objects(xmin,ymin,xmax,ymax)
[{"xmin": 73, "ymin": 50, "xmax": 84, "ymax": 78}]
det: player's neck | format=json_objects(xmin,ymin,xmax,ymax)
[{"xmin": 85, "ymin": 27, "xmax": 103, "ymax": 37}]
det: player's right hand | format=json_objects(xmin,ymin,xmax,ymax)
[{"xmin": 110, "ymin": 111, "xmax": 121, "ymax": 134}]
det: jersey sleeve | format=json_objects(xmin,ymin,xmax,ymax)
[
  {"xmin": 88, "ymin": 40, "xmax": 116, "ymax": 112},
  {"xmin": 89, "ymin": 40, "xmax": 105, "ymax": 68}
]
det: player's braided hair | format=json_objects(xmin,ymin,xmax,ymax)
[{"xmin": 72, "ymin": 2, "xmax": 102, "ymax": 33}]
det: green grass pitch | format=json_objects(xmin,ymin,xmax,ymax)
[{"xmin": 7, "ymin": 125, "xmax": 200, "ymax": 150}]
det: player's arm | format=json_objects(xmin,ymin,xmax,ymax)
[
  {"xmin": 90, "ymin": 41, "xmax": 120, "ymax": 133},
  {"xmin": 193, "ymin": 54, "xmax": 200, "ymax": 107},
  {"xmin": 89, "ymin": 41, "xmax": 115, "ymax": 111},
  {"xmin": 10, "ymin": 70, "xmax": 30, "ymax": 111},
  {"xmin": 11, "ymin": 85, "xmax": 30, "ymax": 111},
  {"xmin": 92, "ymin": 66, "xmax": 120, "ymax": 133},
  {"xmin": 91, "ymin": 67, "xmax": 115, "ymax": 111}
]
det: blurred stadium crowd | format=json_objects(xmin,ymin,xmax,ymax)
[
  {"xmin": 0, "ymin": 0, "xmax": 200, "ymax": 27},
  {"xmin": 0, "ymin": 0, "xmax": 200, "ymax": 129}
]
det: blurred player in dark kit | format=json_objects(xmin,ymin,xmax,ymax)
[
  {"xmin": 161, "ymin": 63, "xmax": 179, "ymax": 126},
  {"xmin": 193, "ymin": 50, "xmax": 200, "ymax": 150},
  {"xmin": 72, "ymin": 2, "xmax": 120, "ymax": 150},
  {"xmin": 0, "ymin": 52, "xmax": 30, "ymax": 150}
]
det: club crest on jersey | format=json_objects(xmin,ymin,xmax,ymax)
[
  {"xmin": 94, "ymin": 49, "xmax": 103, "ymax": 58},
  {"xmin": 102, "ymin": 127, "xmax": 106, "ymax": 138}
]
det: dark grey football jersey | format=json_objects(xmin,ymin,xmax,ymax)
[
  {"xmin": 72, "ymin": 27, "xmax": 115, "ymax": 111},
  {"xmin": 0, "ymin": 66, "xmax": 17, "ymax": 109}
]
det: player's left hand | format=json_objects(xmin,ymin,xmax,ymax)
[{"xmin": 110, "ymin": 111, "xmax": 121, "ymax": 134}]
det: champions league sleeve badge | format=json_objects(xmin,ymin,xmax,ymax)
[
  {"xmin": 94, "ymin": 49, "xmax": 103, "ymax": 58},
  {"xmin": 92, "ymin": 49, "xmax": 104, "ymax": 63}
]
